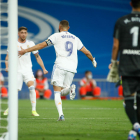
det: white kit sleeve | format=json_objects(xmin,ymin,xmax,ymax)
[{"xmin": 77, "ymin": 37, "xmax": 84, "ymax": 51}]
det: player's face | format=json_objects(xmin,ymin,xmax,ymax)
[{"xmin": 18, "ymin": 30, "xmax": 28, "ymax": 41}]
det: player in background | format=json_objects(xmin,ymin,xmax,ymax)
[
  {"xmin": 19, "ymin": 20, "xmax": 97, "ymax": 121},
  {"xmin": 4, "ymin": 26, "xmax": 48, "ymax": 116},
  {"xmin": 107, "ymin": 0, "xmax": 140, "ymax": 139}
]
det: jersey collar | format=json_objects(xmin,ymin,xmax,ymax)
[{"xmin": 18, "ymin": 40, "xmax": 27, "ymax": 44}]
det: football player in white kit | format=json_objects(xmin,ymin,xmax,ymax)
[
  {"xmin": 19, "ymin": 20, "xmax": 97, "ymax": 121},
  {"xmin": 3, "ymin": 26, "xmax": 48, "ymax": 116}
]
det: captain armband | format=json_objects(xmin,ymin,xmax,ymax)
[{"xmin": 45, "ymin": 39, "xmax": 53, "ymax": 46}]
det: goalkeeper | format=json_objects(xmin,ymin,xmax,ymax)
[{"xmin": 107, "ymin": 0, "xmax": 140, "ymax": 139}]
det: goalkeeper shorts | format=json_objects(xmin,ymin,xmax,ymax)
[{"xmin": 122, "ymin": 76, "xmax": 140, "ymax": 98}]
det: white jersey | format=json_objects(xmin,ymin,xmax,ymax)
[
  {"xmin": 48, "ymin": 31, "xmax": 83, "ymax": 73},
  {"xmin": 7, "ymin": 40, "xmax": 38, "ymax": 73}
]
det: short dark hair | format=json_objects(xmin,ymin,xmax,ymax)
[
  {"xmin": 18, "ymin": 26, "xmax": 28, "ymax": 32},
  {"xmin": 59, "ymin": 20, "xmax": 69, "ymax": 28},
  {"xmin": 131, "ymin": 0, "xmax": 140, "ymax": 8},
  {"xmin": 85, "ymin": 71, "xmax": 91, "ymax": 75}
]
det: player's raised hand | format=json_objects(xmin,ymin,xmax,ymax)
[
  {"xmin": 18, "ymin": 47, "xmax": 26, "ymax": 56},
  {"xmin": 92, "ymin": 58, "xmax": 97, "ymax": 68},
  {"xmin": 43, "ymin": 69, "xmax": 48, "ymax": 75}
]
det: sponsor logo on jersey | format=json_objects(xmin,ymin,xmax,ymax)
[{"xmin": 123, "ymin": 49, "xmax": 140, "ymax": 55}]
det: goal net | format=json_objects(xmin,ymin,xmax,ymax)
[{"xmin": 0, "ymin": 0, "xmax": 18, "ymax": 139}]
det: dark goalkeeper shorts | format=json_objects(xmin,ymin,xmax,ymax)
[{"xmin": 122, "ymin": 76, "xmax": 140, "ymax": 98}]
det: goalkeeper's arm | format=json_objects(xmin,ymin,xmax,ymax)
[
  {"xmin": 107, "ymin": 38, "xmax": 119, "ymax": 82},
  {"xmin": 109, "ymin": 61, "xmax": 119, "ymax": 69},
  {"xmin": 112, "ymin": 38, "xmax": 119, "ymax": 61}
]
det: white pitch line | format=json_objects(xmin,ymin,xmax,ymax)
[
  {"xmin": 19, "ymin": 107, "xmax": 123, "ymax": 110},
  {"xmin": 18, "ymin": 118, "xmax": 128, "ymax": 120}
]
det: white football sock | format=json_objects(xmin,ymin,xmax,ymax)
[
  {"xmin": 29, "ymin": 86, "xmax": 36, "ymax": 111},
  {"xmin": 129, "ymin": 130, "xmax": 137, "ymax": 137},
  {"xmin": 61, "ymin": 87, "xmax": 70, "ymax": 96},
  {"xmin": 54, "ymin": 91, "xmax": 63, "ymax": 117},
  {"xmin": 134, "ymin": 122, "xmax": 140, "ymax": 130}
]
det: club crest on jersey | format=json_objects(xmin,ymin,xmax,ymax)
[{"xmin": 27, "ymin": 45, "xmax": 30, "ymax": 48}]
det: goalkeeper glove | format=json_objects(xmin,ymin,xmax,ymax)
[
  {"xmin": 107, "ymin": 59, "xmax": 119, "ymax": 83},
  {"xmin": 92, "ymin": 58, "xmax": 97, "ymax": 68}
]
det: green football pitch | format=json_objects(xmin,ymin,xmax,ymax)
[{"xmin": 1, "ymin": 100, "xmax": 133, "ymax": 140}]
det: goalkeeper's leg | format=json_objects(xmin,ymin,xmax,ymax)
[
  {"xmin": 136, "ymin": 93, "xmax": 140, "ymax": 124},
  {"xmin": 125, "ymin": 96, "xmax": 140, "ymax": 139},
  {"xmin": 125, "ymin": 98, "xmax": 138, "ymax": 125},
  {"xmin": 122, "ymin": 77, "xmax": 140, "ymax": 139}
]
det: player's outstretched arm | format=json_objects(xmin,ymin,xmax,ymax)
[
  {"xmin": 34, "ymin": 53, "xmax": 48, "ymax": 75},
  {"xmin": 80, "ymin": 47, "xmax": 93, "ymax": 61},
  {"xmin": 5, "ymin": 53, "xmax": 8, "ymax": 72},
  {"xmin": 80, "ymin": 47, "xmax": 97, "ymax": 68},
  {"xmin": 107, "ymin": 38, "xmax": 119, "ymax": 82},
  {"xmin": 19, "ymin": 41, "xmax": 47, "ymax": 55}
]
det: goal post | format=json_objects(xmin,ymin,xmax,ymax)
[{"xmin": 8, "ymin": 0, "xmax": 18, "ymax": 139}]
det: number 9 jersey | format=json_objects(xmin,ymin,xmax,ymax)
[
  {"xmin": 46, "ymin": 31, "xmax": 84, "ymax": 73},
  {"xmin": 113, "ymin": 11, "xmax": 140, "ymax": 76}
]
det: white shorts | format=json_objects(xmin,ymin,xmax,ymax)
[
  {"xmin": 51, "ymin": 65, "xmax": 75, "ymax": 88},
  {"xmin": 18, "ymin": 70, "xmax": 35, "ymax": 91}
]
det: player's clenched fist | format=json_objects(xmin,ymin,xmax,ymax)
[{"xmin": 43, "ymin": 69, "xmax": 48, "ymax": 75}]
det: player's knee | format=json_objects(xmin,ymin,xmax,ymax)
[{"xmin": 29, "ymin": 86, "xmax": 35, "ymax": 91}]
